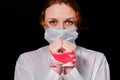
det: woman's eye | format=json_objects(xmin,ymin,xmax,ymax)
[
  {"xmin": 65, "ymin": 20, "xmax": 74, "ymax": 25},
  {"xmin": 49, "ymin": 20, "xmax": 57, "ymax": 26}
]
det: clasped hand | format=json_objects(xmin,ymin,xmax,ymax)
[
  {"xmin": 48, "ymin": 40, "xmax": 76, "ymax": 53},
  {"xmin": 48, "ymin": 40, "xmax": 77, "ymax": 75}
]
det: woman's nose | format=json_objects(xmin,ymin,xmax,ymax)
[{"xmin": 59, "ymin": 23, "xmax": 65, "ymax": 30}]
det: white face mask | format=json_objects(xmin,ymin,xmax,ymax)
[{"xmin": 44, "ymin": 27, "xmax": 79, "ymax": 43}]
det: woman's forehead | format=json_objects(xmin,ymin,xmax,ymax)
[{"xmin": 45, "ymin": 3, "xmax": 77, "ymax": 19}]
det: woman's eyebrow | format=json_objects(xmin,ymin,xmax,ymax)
[
  {"xmin": 47, "ymin": 17, "xmax": 74, "ymax": 22},
  {"xmin": 64, "ymin": 17, "xmax": 74, "ymax": 21},
  {"xmin": 48, "ymin": 18, "xmax": 58, "ymax": 21},
  {"xmin": 65, "ymin": 17, "xmax": 74, "ymax": 20},
  {"xmin": 48, "ymin": 18, "xmax": 57, "ymax": 20},
  {"xmin": 47, "ymin": 18, "xmax": 58, "ymax": 22}
]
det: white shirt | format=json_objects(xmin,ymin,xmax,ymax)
[{"xmin": 14, "ymin": 46, "xmax": 110, "ymax": 80}]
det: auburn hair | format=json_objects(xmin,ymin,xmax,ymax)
[{"xmin": 39, "ymin": 0, "xmax": 82, "ymax": 30}]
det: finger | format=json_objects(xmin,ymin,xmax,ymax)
[
  {"xmin": 62, "ymin": 40, "xmax": 76, "ymax": 52},
  {"xmin": 63, "ymin": 40, "xmax": 76, "ymax": 49},
  {"xmin": 51, "ymin": 67, "xmax": 61, "ymax": 74},
  {"xmin": 48, "ymin": 40, "xmax": 62, "ymax": 53},
  {"xmin": 62, "ymin": 44, "xmax": 73, "ymax": 52}
]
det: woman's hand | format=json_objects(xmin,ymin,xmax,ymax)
[
  {"xmin": 62, "ymin": 40, "xmax": 77, "ymax": 53},
  {"xmin": 48, "ymin": 40, "xmax": 76, "ymax": 53},
  {"xmin": 51, "ymin": 66, "xmax": 74, "ymax": 75},
  {"xmin": 48, "ymin": 39, "xmax": 62, "ymax": 53},
  {"xmin": 49, "ymin": 40, "xmax": 77, "ymax": 75}
]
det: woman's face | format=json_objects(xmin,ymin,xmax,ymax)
[{"xmin": 44, "ymin": 3, "xmax": 78, "ymax": 30}]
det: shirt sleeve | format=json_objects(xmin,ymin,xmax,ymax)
[
  {"xmin": 95, "ymin": 59, "xmax": 110, "ymax": 80},
  {"xmin": 43, "ymin": 52, "xmax": 60, "ymax": 80},
  {"xmin": 64, "ymin": 67, "xmax": 84, "ymax": 80},
  {"xmin": 44, "ymin": 68, "xmax": 60, "ymax": 80},
  {"xmin": 91, "ymin": 53, "xmax": 110, "ymax": 80},
  {"xmin": 64, "ymin": 54, "xmax": 110, "ymax": 80},
  {"xmin": 14, "ymin": 54, "xmax": 34, "ymax": 80}
]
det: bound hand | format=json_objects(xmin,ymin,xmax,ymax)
[
  {"xmin": 48, "ymin": 40, "xmax": 77, "ymax": 75},
  {"xmin": 48, "ymin": 40, "xmax": 76, "ymax": 53}
]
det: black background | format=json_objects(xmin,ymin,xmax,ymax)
[{"xmin": 1, "ymin": 0, "xmax": 119, "ymax": 80}]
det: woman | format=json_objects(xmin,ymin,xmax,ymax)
[{"xmin": 14, "ymin": 0, "xmax": 110, "ymax": 80}]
